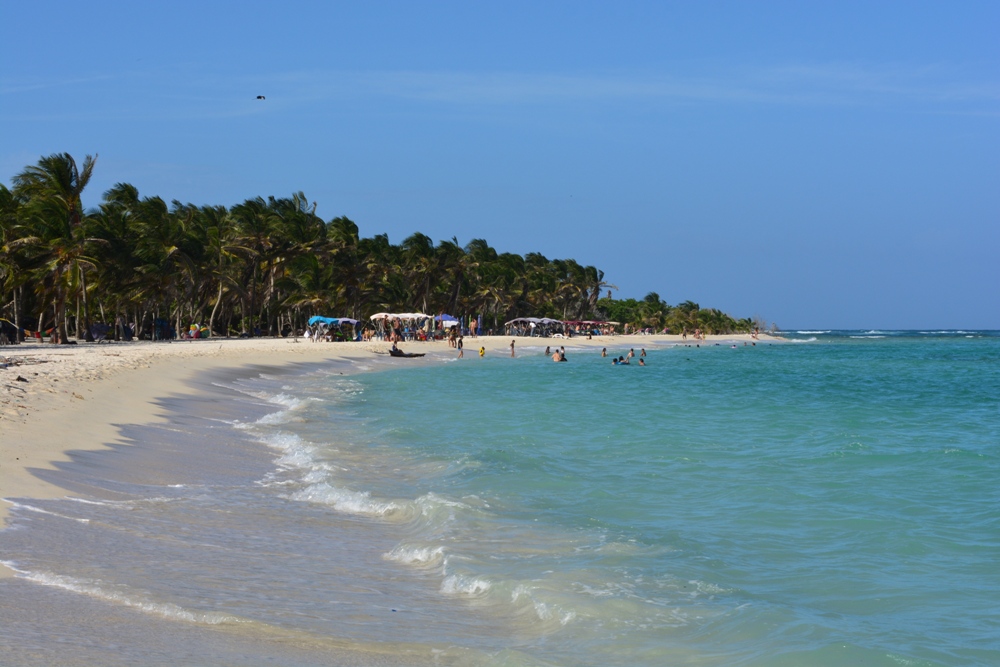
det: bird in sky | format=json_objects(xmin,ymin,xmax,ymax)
[{"xmin": 256, "ymin": 95, "xmax": 265, "ymax": 100}]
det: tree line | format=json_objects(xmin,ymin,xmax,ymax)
[{"xmin": 0, "ymin": 153, "xmax": 756, "ymax": 342}]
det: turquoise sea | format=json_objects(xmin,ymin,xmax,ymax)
[{"xmin": 2, "ymin": 331, "xmax": 998, "ymax": 666}]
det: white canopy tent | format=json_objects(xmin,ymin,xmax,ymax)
[
  {"xmin": 504, "ymin": 317, "xmax": 565, "ymax": 337},
  {"xmin": 370, "ymin": 313, "xmax": 432, "ymax": 337}
]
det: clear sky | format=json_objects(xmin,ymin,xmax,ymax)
[{"xmin": 2, "ymin": 1, "xmax": 997, "ymax": 329}]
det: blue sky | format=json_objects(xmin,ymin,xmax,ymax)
[{"xmin": 3, "ymin": 1, "xmax": 997, "ymax": 328}]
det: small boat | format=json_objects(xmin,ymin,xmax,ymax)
[
  {"xmin": 375, "ymin": 348, "xmax": 426, "ymax": 358},
  {"xmin": 389, "ymin": 349, "xmax": 425, "ymax": 358}
]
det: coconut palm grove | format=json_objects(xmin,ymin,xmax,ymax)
[{"xmin": 1, "ymin": 153, "xmax": 760, "ymax": 342}]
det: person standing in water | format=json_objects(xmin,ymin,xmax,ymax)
[
  {"xmin": 601, "ymin": 347, "xmax": 607, "ymax": 357},
  {"xmin": 510, "ymin": 339, "xmax": 515, "ymax": 357},
  {"xmin": 479, "ymin": 346, "xmax": 485, "ymax": 358},
  {"xmin": 457, "ymin": 336, "xmax": 464, "ymax": 358}
]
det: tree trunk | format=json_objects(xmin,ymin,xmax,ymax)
[
  {"xmin": 269, "ymin": 266, "xmax": 277, "ymax": 336},
  {"xmin": 53, "ymin": 300, "xmax": 62, "ymax": 343},
  {"xmin": 56, "ymin": 284, "xmax": 70, "ymax": 344},
  {"xmin": 209, "ymin": 281, "xmax": 223, "ymax": 335},
  {"xmin": 81, "ymin": 266, "xmax": 95, "ymax": 341},
  {"xmin": 13, "ymin": 285, "xmax": 23, "ymax": 342}
]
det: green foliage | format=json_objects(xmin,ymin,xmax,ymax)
[{"xmin": 1, "ymin": 153, "xmax": 755, "ymax": 339}]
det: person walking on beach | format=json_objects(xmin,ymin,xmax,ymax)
[
  {"xmin": 510, "ymin": 339, "xmax": 515, "ymax": 357},
  {"xmin": 457, "ymin": 336, "xmax": 464, "ymax": 358}
]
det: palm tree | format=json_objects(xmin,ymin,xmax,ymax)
[
  {"xmin": 0, "ymin": 184, "xmax": 29, "ymax": 340},
  {"xmin": 229, "ymin": 197, "xmax": 275, "ymax": 334},
  {"xmin": 636, "ymin": 292, "xmax": 670, "ymax": 331},
  {"xmin": 12, "ymin": 153, "xmax": 97, "ymax": 343},
  {"xmin": 4, "ymin": 156, "xmax": 762, "ymax": 339},
  {"xmin": 401, "ymin": 232, "xmax": 437, "ymax": 314},
  {"xmin": 583, "ymin": 266, "xmax": 616, "ymax": 317},
  {"xmin": 435, "ymin": 237, "xmax": 468, "ymax": 315},
  {"xmin": 327, "ymin": 216, "xmax": 365, "ymax": 319}
]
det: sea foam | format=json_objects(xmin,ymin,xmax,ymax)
[{"xmin": 1, "ymin": 562, "xmax": 240, "ymax": 625}]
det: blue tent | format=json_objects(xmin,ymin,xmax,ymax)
[
  {"xmin": 308, "ymin": 316, "xmax": 339, "ymax": 326},
  {"xmin": 435, "ymin": 314, "xmax": 458, "ymax": 322}
]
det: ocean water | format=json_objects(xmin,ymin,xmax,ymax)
[{"xmin": 2, "ymin": 332, "xmax": 999, "ymax": 666}]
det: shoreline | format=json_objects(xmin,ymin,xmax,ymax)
[{"xmin": 0, "ymin": 332, "xmax": 776, "ymax": 541}]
